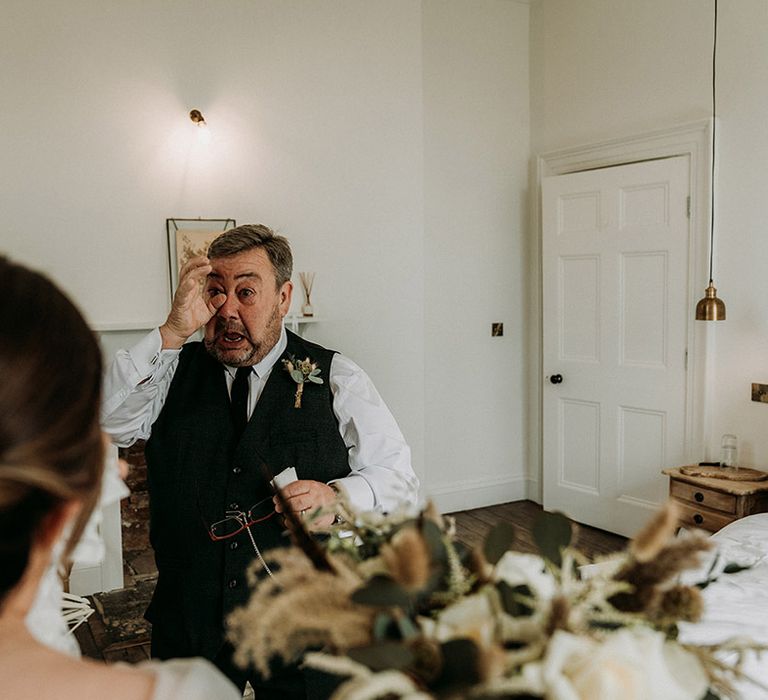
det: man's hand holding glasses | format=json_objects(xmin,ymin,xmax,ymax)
[{"xmin": 272, "ymin": 480, "xmax": 338, "ymax": 529}]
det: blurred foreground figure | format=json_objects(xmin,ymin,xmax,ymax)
[{"xmin": 0, "ymin": 256, "xmax": 239, "ymax": 700}]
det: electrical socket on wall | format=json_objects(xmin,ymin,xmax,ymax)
[
  {"xmin": 751, "ymin": 383, "xmax": 768, "ymax": 403},
  {"xmin": 492, "ymin": 323, "xmax": 503, "ymax": 337}
]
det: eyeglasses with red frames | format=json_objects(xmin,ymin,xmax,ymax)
[{"xmin": 206, "ymin": 495, "xmax": 276, "ymax": 541}]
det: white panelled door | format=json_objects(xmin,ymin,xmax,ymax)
[{"xmin": 542, "ymin": 156, "xmax": 690, "ymax": 537}]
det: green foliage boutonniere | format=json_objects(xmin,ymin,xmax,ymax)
[{"xmin": 282, "ymin": 355, "xmax": 323, "ymax": 408}]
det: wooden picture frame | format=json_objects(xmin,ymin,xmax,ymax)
[{"xmin": 166, "ymin": 218, "xmax": 236, "ymax": 300}]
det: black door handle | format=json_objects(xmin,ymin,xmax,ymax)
[{"xmin": 550, "ymin": 374, "xmax": 563, "ymax": 384}]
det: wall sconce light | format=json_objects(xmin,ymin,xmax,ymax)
[
  {"xmin": 189, "ymin": 109, "xmax": 206, "ymax": 126},
  {"xmin": 189, "ymin": 109, "xmax": 212, "ymax": 144},
  {"xmin": 695, "ymin": 0, "xmax": 726, "ymax": 321}
]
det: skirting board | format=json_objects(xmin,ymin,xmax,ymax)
[{"xmin": 429, "ymin": 475, "xmax": 536, "ymax": 514}]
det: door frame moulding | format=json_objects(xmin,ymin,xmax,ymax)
[{"xmin": 530, "ymin": 120, "xmax": 713, "ymax": 502}]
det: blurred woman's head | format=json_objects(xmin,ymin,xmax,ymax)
[{"xmin": 0, "ymin": 256, "xmax": 103, "ymax": 600}]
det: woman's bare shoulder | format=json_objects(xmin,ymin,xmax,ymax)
[{"xmin": 0, "ymin": 648, "xmax": 155, "ymax": 700}]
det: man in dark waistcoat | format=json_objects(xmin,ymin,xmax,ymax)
[{"xmin": 102, "ymin": 224, "xmax": 419, "ymax": 698}]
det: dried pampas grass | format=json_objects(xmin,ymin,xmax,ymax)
[
  {"xmin": 545, "ymin": 594, "xmax": 572, "ymax": 636},
  {"xmin": 612, "ymin": 529, "xmax": 712, "ymax": 614},
  {"xmin": 630, "ymin": 500, "xmax": 680, "ymax": 563},
  {"xmin": 380, "ymin": 527, "xmax": 431, "ymax": 592},
  {"xmin": 227, "ymin": 549, "xmax": 376, "ymax": 677},
  {"xmin": 658, "ymin": 584, "xmax": 704, "ymax": 623}
]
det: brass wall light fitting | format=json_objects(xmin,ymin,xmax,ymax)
[{"xmin": 189, "ymin": 109, "xmax": 206, "ymax": 126}]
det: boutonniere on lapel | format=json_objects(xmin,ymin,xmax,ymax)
[{"xmin": 282, "ymin": 355, "xmax": 323, "ymax": 408}]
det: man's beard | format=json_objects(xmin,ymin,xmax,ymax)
[{"xmin": 204, "ymin": 304, "xmax": 282, "ymax": 367}]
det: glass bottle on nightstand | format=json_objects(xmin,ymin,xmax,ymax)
[{"xmin": 721, "ymin": 434, "xmax": 738, "ymax": 469}]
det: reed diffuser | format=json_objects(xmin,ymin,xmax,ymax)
[{"xmin": 299, "ymin": 272, "xmax": 315, "ymax": 317}]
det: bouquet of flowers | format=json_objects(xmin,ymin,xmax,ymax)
[{"xmin": 227, "ymin": 499, "xmax": 764, "ymax": 700}]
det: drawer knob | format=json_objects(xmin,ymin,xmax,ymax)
[
  {"xmin": 693, "ymin": 513, "xmax": 704, "ymax": 525},
  {"xmin": 694, "ymin": 492, "xmax": 704, "ymax": 502}
]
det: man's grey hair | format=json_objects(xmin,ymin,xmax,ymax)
[{"xmin": 207, "ymin": 224, "xmax": 293, "ymax": 288}]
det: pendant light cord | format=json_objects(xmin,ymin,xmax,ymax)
[{"xmin": 709, "ymin": 0, "xmax": 718, "ymax": 284}]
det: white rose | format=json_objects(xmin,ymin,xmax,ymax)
[
  {"xmin": 433, "ymin": 592, "xmax": 495, "ymax": 647},
  {"xmin": 495, "ymin": 551, "xmax": 556, "ymax": 601},
  {"xmin": 540, "ymin": 628, "xmax": 708, "ymax": 700}
]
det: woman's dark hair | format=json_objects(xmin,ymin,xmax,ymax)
[{"xmin": 0, "ymin": 256, "xmax": 104, "ymax": 599}]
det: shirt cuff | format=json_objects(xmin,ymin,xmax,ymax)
[
  {"xmin": 330, "ymin": 474, "xmax": 376, "ymax": 513},
  {"xmin": 129, "ymin": 328, "xmax": 180, "ymax": 382}
]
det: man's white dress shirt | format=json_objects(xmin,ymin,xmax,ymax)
[{"xmin": 102, "ymin": 326, "xmax": 418, "ymax": 513}]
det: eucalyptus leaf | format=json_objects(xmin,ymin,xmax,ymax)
[
  {"xmin": 290, "ymin": 370, "xmax": 304, "ymax": 383},
  {"xmin": 396, "ymin": 614, "xmax": 419, "ymax": 639},
  {"xmin": 373, "ymin": 612, "xmax": 394, "ymax": 641},
  {"xmin": 723, "ymin": 562, "xmax": 752, "ymax": 575},
  {"xmin": 307, "ymin": 376, "xmax": 324, "ymax": 384},
  {"xmin": 532, "ymin": 511, "xmax": 573, "ymax": 567},
  {"xmin": 588, "ymin": 620, "xmax": 624, "ymax": 631},
  {"xmin": 496, "ymin": 580, "xmax": 533, "ymax": 617},
  {"xmin": 310, "ymin": 368, "xmax": 321, "ymax": 376},
  {"xmin": 421, "ymin": 519, "xmax": 447, "ymax": 565},
  {"xmin": 434, "ymin": 638, "xmax": 481, "ymax": 688},
  {"xmin": 483, "ymin": 522, "xmax": 516, "ymax": 564},
  {"xmin": 351, "ymin": 575, "xmax": 411, "ymax": 609},
  {"xmin": 348, "ymin": 641, "xmax": 414, "ymax": 672}
]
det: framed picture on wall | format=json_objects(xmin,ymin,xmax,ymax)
[{"xmin": 166, "ymin": 218, "xmax": 236, "ymax": 300}]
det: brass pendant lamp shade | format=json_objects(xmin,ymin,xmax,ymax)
[
  {"xmin": 696, "ymin": 0, "xmax": 726, "ymax": 321},
  {"xmin": 695, "ymin": 281, "xmax": 726, "ymax": 320}
]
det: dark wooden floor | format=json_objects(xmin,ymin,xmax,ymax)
[
  {"xmin": 74, "ymin": 599, "xmax": 152, "ymax": 664},
  {"xmin": 452, "ymin": 500, "xmax": 627, "ymax": 560},
  {"xmin": 75, "ymin": 500, "xmax": 627, "ymax": 662}
]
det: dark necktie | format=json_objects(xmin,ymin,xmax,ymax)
[{"xmin": 230, "ymin": 367, "xmax": 251, "ymax": 438}]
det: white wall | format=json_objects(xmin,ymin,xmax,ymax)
[
  {"xmin": 423, "ymin": 0, "xmax": 531, "ymax": 510},
  {"xmin": 0, "ymin": 0, "xmax": 427, "ymax": 480},
  {"xmin": 1, "ymin": 1, "xmax": 530, "ymax": 509},
  {"xmin": 530, "ymin": 0, "xmax": 768, "ymax": 475}
]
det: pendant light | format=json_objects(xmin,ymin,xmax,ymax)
[{"xmin": 696, "ymin": 0, "xmax": 726, "ymax": 321}]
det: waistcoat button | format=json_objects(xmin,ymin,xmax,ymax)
[
  {"xmin": 229, "ymin": 541, "xmax": 239, "ymax": 550},
  {"xmin": 232, "ymin": 466, "xmax": 242, "ymax": 475},
  {"xmin": 228, "ymin": 578, "xmax": 237, "ymax": 589}
]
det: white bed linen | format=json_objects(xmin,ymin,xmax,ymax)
[{"xmin": 678, "ymin": 514, "xmax": 768, "ymax": 699}]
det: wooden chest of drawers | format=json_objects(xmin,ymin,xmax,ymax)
[{"xmin": 663, "ymin": 467, "xmax": 768, "ymax": 533}]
